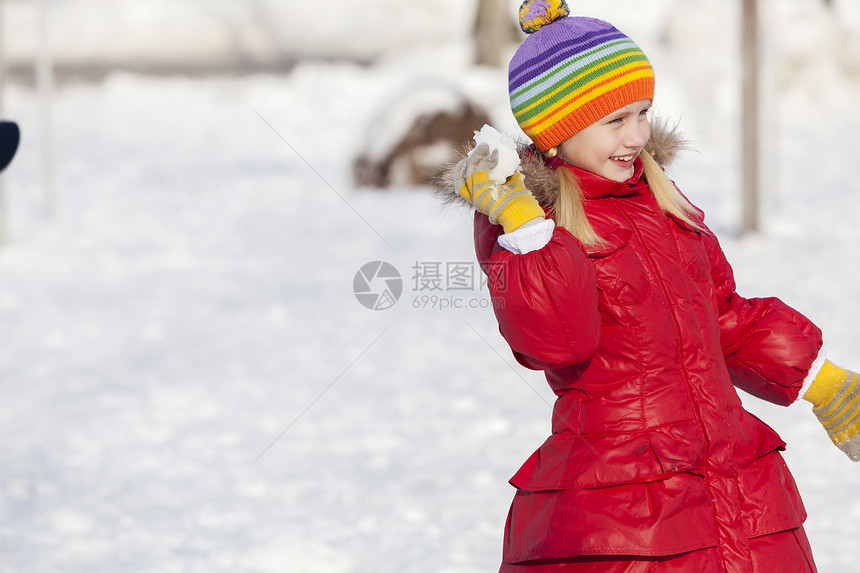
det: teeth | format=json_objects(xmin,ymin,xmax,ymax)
[{"xmin": 611, "ymin": 156, "xmax": 633, "ymax": 161}]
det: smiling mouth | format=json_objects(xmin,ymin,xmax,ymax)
[{"xmin": 609, "ymin": 154, "xmax": 636, "ymax": 163}]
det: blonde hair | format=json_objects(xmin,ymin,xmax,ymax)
[{"xmin": 548, "ymin": 147, "xmax": 700, "ymax": 247}]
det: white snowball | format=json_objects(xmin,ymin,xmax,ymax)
[{"xmin": 470, "ymin": 124, "xmax": 521, "ymax": 185}]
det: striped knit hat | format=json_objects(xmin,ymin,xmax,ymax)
[{"xmin": 510, "ymin": 0, "xmax": 655, "ymax": 152}]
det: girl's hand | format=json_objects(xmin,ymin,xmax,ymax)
[
  {"xmin": 453, "ymin": 143, "xmax": 545, "ymax": 234},
  {"xmin": 804, "ymin": 360, "xmax": 860, "ymax": 461}
]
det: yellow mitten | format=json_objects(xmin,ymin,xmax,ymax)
[
  {"xmin": 453, "ymin": 143, "xmax": 545, "ymax": 234},
  {"xmin": 803, "ymin": 360, "xmax": 860, "ymax": 461}
]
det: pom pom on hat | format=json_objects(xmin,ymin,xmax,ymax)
[{"xmin": 519, "ymin": 0, "xmax": 571, "ymax": 34}]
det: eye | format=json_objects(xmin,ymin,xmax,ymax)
[
  {"xmin": 640, "ymin": 108, "xmax": 651, "ymax": 117},
  {"xmin": 608, "ymin": 116, "xmax": 624, "ymax": 125}
]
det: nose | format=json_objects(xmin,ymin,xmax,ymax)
[{"xmin": 624, "ymin": 119, "xmax": 650, "ymax": 149}]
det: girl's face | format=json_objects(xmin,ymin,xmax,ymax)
[{"xmin": 557, "ymin": 99, "xmax": 652, "ymax": 182}]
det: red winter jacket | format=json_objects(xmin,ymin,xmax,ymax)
[{"xmin": 476, "ymin": 160, "xmax": 822, "ymax": 571}]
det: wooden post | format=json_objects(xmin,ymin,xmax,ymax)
[
  {"xmin": 37, "ymin": 0, "xmax": 56, "ymax": 218},
  {"xmin": 474, "ymin": 0, "xmax": 519, "ymax": 67},
  {"xmin": 741, "ymin": 0, "xmax": 760, "ymax": 234},
  {"xmin": 0, "ymin": 0, "xmax": 7, "ymax": 246}
]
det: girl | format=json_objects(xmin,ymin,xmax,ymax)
[{"xmin": 443, "ymin": 1, "xmax": 860, "ymax": 571}]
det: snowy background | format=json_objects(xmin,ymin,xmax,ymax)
[{"xmin": 1, "ymin": 0, "xmax": 860, "ymax": 571}]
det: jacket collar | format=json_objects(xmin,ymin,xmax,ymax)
[{"xmin": 560, "ymin": 157, "xmax": 646, "ymax": 199}]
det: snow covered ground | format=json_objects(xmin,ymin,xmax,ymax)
[{"xmin": 1, "ymin": 1, "xmax": 859, "ymax": 572}]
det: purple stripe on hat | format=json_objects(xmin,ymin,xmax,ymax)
[
  {"xmin": 509, "ymin": 28, "xmax": 625, "ymax": 89},
  {"xmin": 510, "ymin": 26, "xmax": 618, "ymax": 79},
  {"xmin": 509, "ymin": 28, "xmax": 626, "ymax": 89}
]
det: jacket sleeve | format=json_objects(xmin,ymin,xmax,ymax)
[
  {"xmin": 705, "ymin": 230, "xmax": 823, "ymax": 405},
  {"xmin": 475, "ymin": 214, "xmax": 601, "ymax": 371}
]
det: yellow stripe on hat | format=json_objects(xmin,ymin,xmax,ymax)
[
  {"xmin": 522, "ymin": 66, "xmax": 654, "ymax": 136},
  {"xmin": 514, "ymin": 52, "xmax": 648, "ymax": 120}
]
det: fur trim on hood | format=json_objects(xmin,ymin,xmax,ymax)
[{"xmin": 434, "ymin": 117, "xmax": 688, "ymax": 210}]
